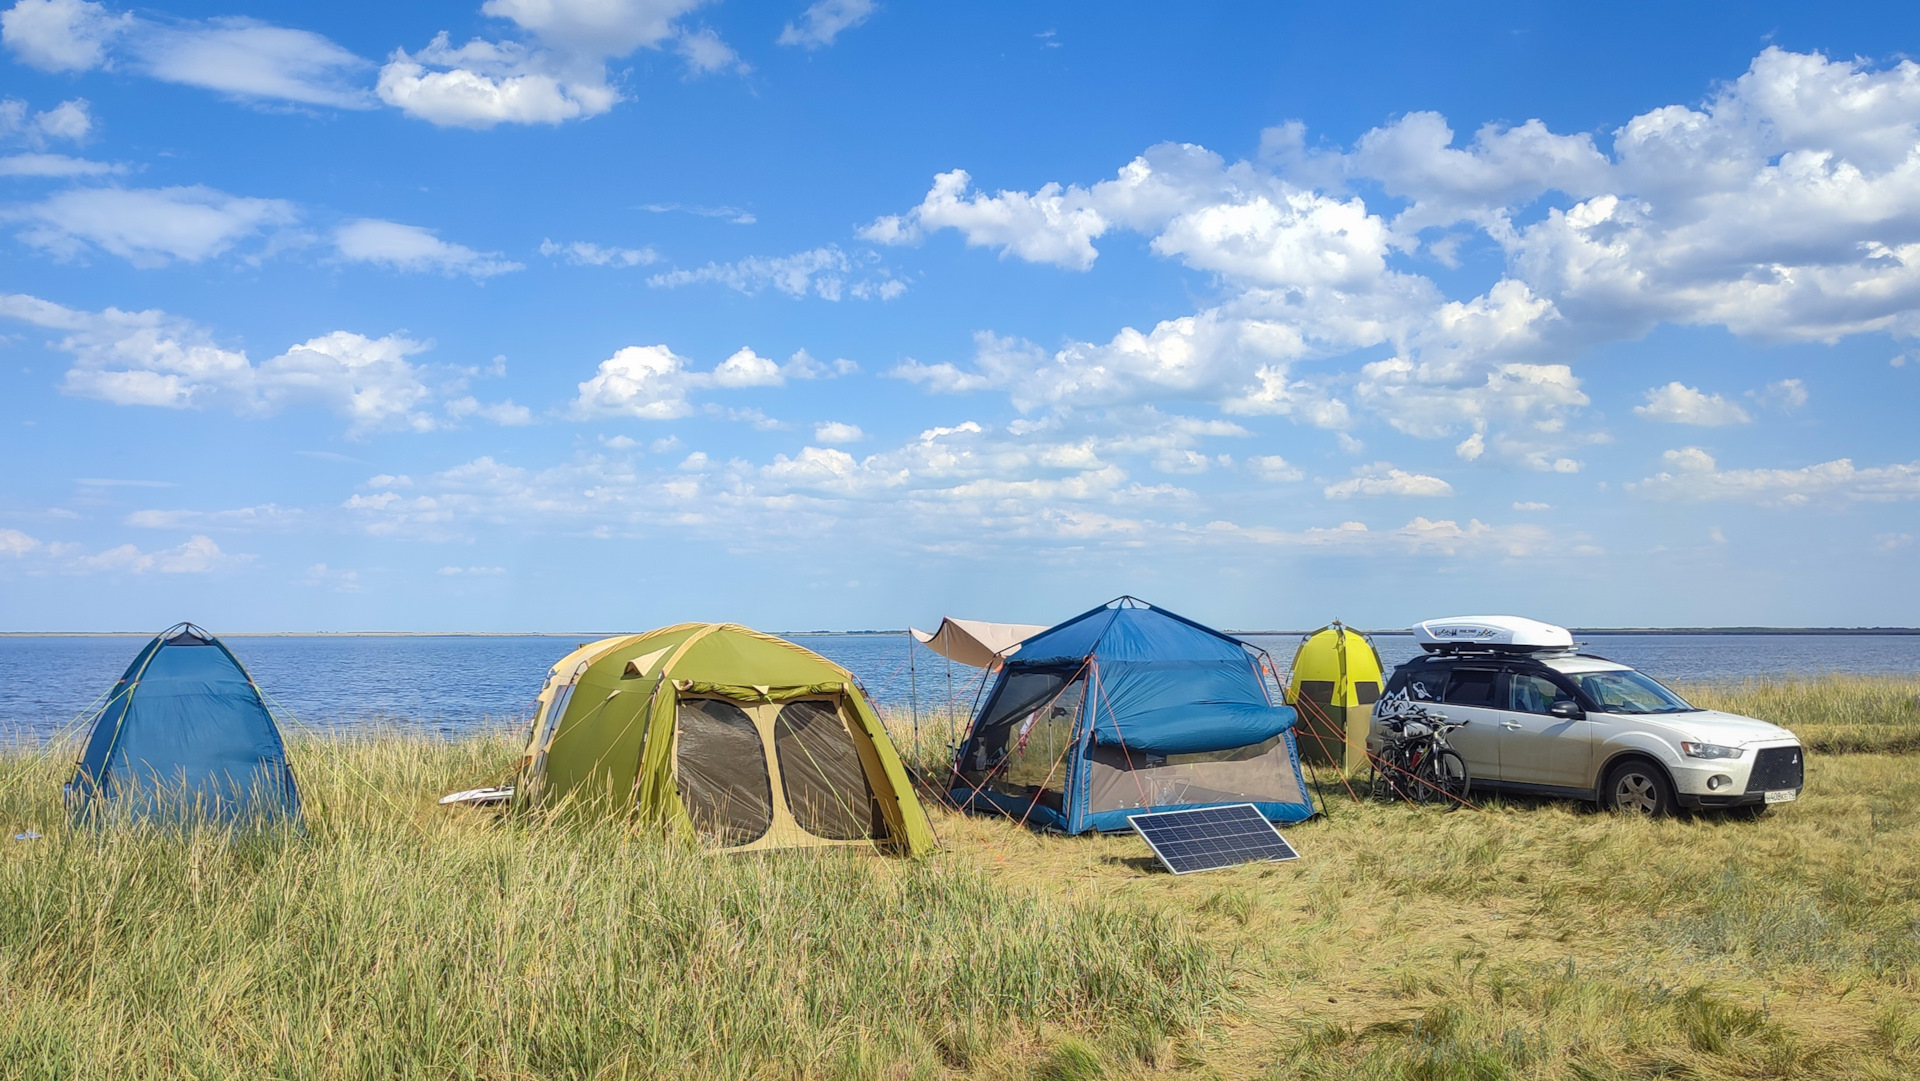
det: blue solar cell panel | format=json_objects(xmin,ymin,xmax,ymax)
[{"xmin": 1127, "ymin": 803, "xmax": 1300, "ymax": 875}]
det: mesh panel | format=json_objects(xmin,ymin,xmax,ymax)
[
  {"xmin": 980, "ymin": 676, "xmax": 1085, "ymax": 813},
  {"xmin": 676, "ymin": 698, "xmax": 772, "ymax": 846},
  {"xmin": 773, "ymin": 700, "xmax": 873, "ymax": 841},
  {"xmin": 961, "ymin": 669, "xmax": 1071, "ymax": 779},
  {"xmin": 1085, "ymin": 735, "xmax": 1305, "ymax": 813},
  {"xmin": 978, "ymin": 669, "xmax": 1074, "ymax": 730}
]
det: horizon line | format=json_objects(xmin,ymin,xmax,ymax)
[{"xmin": 3, "ymin": 626, "xmax": 1919, "ymax": 638}]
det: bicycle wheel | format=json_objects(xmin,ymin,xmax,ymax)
[
  {"xmin": 1369, "ymin": 761, "xmax": 1398, "ymax": 802},
  {"xmin": 1370, "ymin": 746, "xmax": 1407, "ymax": 801},
  {"xmin": 1412, "ymin": 747, "xmax": 1469, "ymax": 807}
]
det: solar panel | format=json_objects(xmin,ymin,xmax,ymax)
[{"xmin": 1127, "ymin": 803, "xmax": 1300, "ymax": 875}]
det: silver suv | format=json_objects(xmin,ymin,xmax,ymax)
[{"xmin": 1374, "ymin": 648, "xmax": 1805, "ymax": 816}]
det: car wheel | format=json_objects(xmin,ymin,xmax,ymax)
[{"xmin": 1602, "ymin": 759, "xmax": 1675, "ymax": 817}]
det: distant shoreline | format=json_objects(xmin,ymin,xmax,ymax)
[{"xmin": 2, "ymin": 627, "xmax": 1918, "ymax": 638}]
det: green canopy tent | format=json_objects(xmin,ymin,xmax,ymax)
[{"xmin": 512, "ymin": 623, "xmax": 935, "ymax": 856}]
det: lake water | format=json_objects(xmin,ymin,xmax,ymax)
[{"xmin": 3, "ymin": 631, "xmax": 1917, "ymax": 743}]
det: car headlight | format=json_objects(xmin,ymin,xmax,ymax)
[{"xmin": 1681, "ymin": 741, "xmax": 1744, "ymax": 760}]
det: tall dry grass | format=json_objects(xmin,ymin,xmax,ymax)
[
  {"xmin": 918, "ymin": 747, "xmax": 1920, "ymax": 1078},
  {"xmin": 0, "ymin": 731, "xmax": 1224, "ymax": 1080},
  {"xmin": 3, "ymin": 675, "xmax": 1918, "ymax": 1080},
  {"xmin": 1678, "ymin": 674, "xmax": 1920, "ymax": 754}
]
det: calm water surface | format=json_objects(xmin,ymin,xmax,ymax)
[{"xmin": 3, "ymin": 631, "xmax": 1916, "ymax": 742}]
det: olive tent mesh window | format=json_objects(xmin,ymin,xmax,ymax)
[
  {"xmin": 675, "ymin": 698, "xmax": 773, "ymax": 846},
  {"xmin": 773, "ymin": 700, "xmax": 873, "ymax": 841}
]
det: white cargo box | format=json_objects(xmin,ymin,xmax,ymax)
[{"xmin": 1414, "ymin": 615, "xmax": 1574, "ymax": 653}]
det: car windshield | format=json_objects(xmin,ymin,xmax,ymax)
[{"xmin": 1567, "ymin": 670, "xmax": 1695, "ymax": 714}]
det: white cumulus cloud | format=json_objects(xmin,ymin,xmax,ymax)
[
  {"xmin": 70, "ymin": 534, "xmax": 233, "ymax": 574},
  {"xmin": 1324, "ymin": 463, "xmax": 1454, "ymax": 499},
  {"xmin": 539, "ymin": 237, "xmax": 659, "ymax": 266},
  {"xmin": 1631, "ymin": 448, "xmax": 1920, "ymax": 506},
  {"xmin": 380, "ymin": 0, "xmax": 729, "ymax": 129},
  {"xmin": 0, "ymin": 527, "xmax": 40, "ymax": 555},
  {"xmin": 1, "ymin": 0, "xmax": 128, "ymax": 72},
  {"xmin": 570, "ymin": 343, "xmax": 835, "ymax": 420},
  {"xmin": 376, "ymin": 33, "xmax": 615, "ymax": 128},
  {"xmin": 813, "ymin": 421, "xmax": 863, "ymax": 444},
  {"xmin": 333, "ymin": 219, "xmax": 522, "ymax": 279},
  {"xmin": 1248, "ymin": 455, "xmax": 1303, "ymax": 482},
  {"xmin": 676, "ymin": 27, "xmax": 745, "ymax": 75},
  {"xmin": 862, "ymin": 168, "xmax": 1110, "ymax": 270},
  {"xmin": 12, "ymin": 185, "xmax": 299, "ymax": 267},
  {"xmin": 871, "ymin": 48, "xmax": 1920, "ymax": 477},
  {"xmin": 0, "ymin": 95, "xmax": 94, "ymax": 145},
  {"xmin": 0, "ymin": 151, "xmax": 119, "ymax": 176},
  {"xmin": 2, "ymin": 2, "xmax": 373, "ymax": 108},
  {"xmin": 0, "ymin": 291, "xmax": 506, "ymax": 434},
  {"xmin": 647, "ymin": 245, "xmax": 904, "ymax": 300},
  {"xmin": 1634, "ymin": 382, "xmax": 1751, "ymax": 426},
  {"xmin": 132, "ymin": 17, "xmax": 375, "ymax": 108},
  {"xmin": 778, "ymin": 0, "xmax": 875, "ymax": 49}
]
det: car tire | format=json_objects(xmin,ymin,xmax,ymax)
[{"xmin": 1601, "ymin": 758, "xmax": 1675, "ymax": 817}]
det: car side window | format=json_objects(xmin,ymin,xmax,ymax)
[
  {"xmin": 1443, "ymin": 668, "xmax": 1500, "ymax": 707},
  {"xmin": 1506, "ymin": 671, "xmax": 1572, "ymax": 714},
  {"xmin": 1401, "ymin": 666, "xmax": 1448, "ymax": 702}
]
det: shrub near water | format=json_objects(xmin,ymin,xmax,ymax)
[{"xmin": 0, "ymin": 734, "xmax": 1226, "ymax": 1080}]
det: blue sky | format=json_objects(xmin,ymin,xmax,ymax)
[{"xmin": 2, "ymin": 0, "xmax": 1918, "ymax": 633}]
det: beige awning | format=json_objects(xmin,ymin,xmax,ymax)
[{"xmin": 909, "ymin": 617, "xmax": 1047, "ymax": 668}]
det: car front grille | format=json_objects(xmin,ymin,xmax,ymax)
[{"xmin": 1744, "ymin": 746, "xmax": 1805, "ymax": 793}]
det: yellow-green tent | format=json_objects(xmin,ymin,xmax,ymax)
[
  {"xmin": 512, "ymin": 623, "xmax": 934, "ymax": 857},
  {"xmin": 1285, "ymin": 622, "xmax": 1384, "ymax": 773}
]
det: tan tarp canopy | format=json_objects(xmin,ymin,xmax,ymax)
[{"xmin": 909, "ymin": 617, "xmax": 1047, "ymax": 668}]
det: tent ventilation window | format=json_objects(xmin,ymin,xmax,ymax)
[
  {"xmin": 676, "ymin": 698, "xmax": 774, "ymax": 846},
  {"xmin": 542, "ymin": 684, "xmax": 577, "ymax": 745},
  {"xmin": 980, "ymin": 674, "xmax": 1084, "ymax": 812},
  {"xmin": 530, "ymin": 682, "xmax": 578, "ymax": 781},
  {"xmin": 773, "ymin": 700, "xmax": 873, "ymax": 840}
]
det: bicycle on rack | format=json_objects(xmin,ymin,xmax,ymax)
[{"xmin": 1369, "ymin": 699, "xmax": 1471, "ymax": 807}]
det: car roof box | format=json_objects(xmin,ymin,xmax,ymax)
[{"xmin": 1414, "ymin": 615, "xmax": 1574, "ymax": 654}]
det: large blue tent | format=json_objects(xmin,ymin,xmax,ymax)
[
  {"xmin": 950, "ymin": 598, "xmax": 1315, "ymax": 833},
  {"xmin": 67, "ymin": 623, "xmax": 301, "ymax": 825}
]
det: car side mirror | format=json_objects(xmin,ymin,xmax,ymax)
[{"xmin": 1549, "ymin": 700, "xmax": 1584, "ymax": 719}]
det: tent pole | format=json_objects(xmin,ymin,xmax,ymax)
[
  {"xmin": 908, "ymin": 628, "xmax": 920, "ymax": 749},
  {"xmin": 945, "ymin": 652, "xmax": 954, "ymax": 747}
]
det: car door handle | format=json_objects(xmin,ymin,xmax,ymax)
[{"xmin": 1501, "ymin": 721, "xmax": 1523, "ymax": 730}]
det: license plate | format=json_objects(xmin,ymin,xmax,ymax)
[{"xmin": 1764, "ymin": 789, "xmax": 1798, "ymax": 804}]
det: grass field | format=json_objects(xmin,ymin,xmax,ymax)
[
  {"xmin": 0, "ymin": 679, "xmax": 1915, "ymax": 1080},
  {"xmin": 1678, "ymin": 674, "xmax": 1920, "ymax": 755}
]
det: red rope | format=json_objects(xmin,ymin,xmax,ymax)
[
  {"xmin": 1290, "ymin": 693, "xmax": 1365, "ymax": 803},
  {"xmin": 1087, "ymin": 658, "xmax": 1155, "ymax": 810}
]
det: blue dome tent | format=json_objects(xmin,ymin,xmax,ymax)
[
  {"xmin": 949, "ymin": 598, "xmax": 1316, "ymax": 833},
  {"xmin": 66, "ymin": 623, "xmax": 301, "ymax": 825}
]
